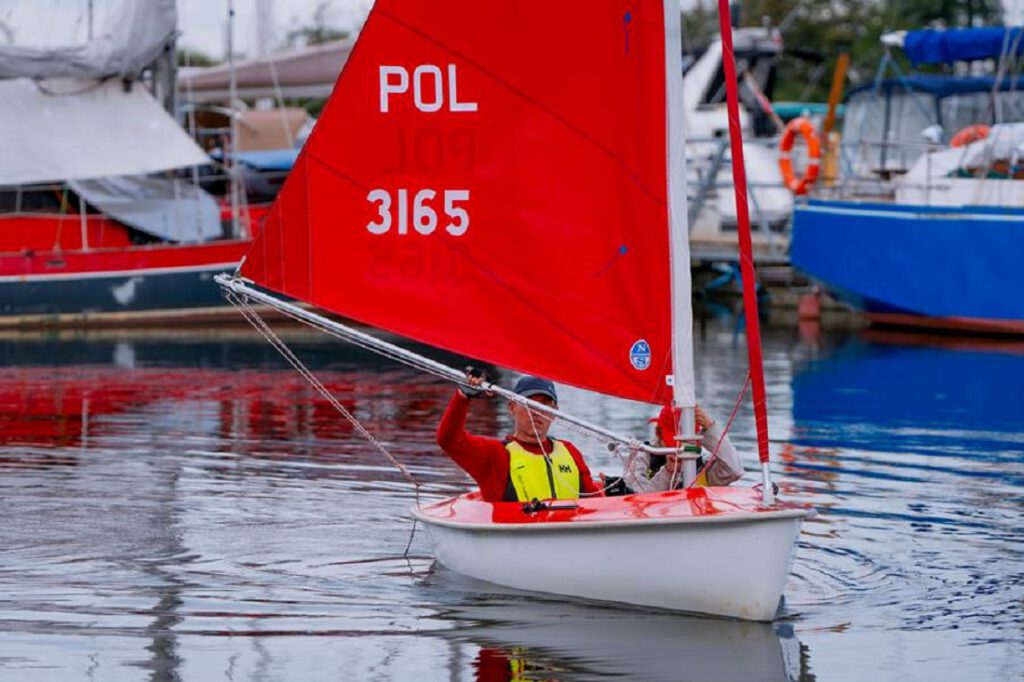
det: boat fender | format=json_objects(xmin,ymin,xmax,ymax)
[{"xmin": 778, "ymin": 117, "xmax": 821, "ymax": 195}]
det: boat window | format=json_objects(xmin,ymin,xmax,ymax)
[
  {"xmin": 842, "ymin": 90, "xmax": 937, "ymax": 176},
  {"xmin": 941, "ymin": 92, "xmax": 995, "ymax": 132},
  {"xmin": 940, "ymin": 91, "xmax": 1024, "ymax": 132}
]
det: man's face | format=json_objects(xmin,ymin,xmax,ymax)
[{"xmin": 510, "ymin": 394, "xmax": 556, "ymax": 440}]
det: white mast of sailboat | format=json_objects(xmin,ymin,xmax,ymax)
[{"xmin": 663, "ymin": 0, "xmax": 699, "ymax": 486}]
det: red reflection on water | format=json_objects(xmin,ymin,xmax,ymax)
[
  {"xmin": 0, "ymin": 366, "xmax": 502, "ymax": 473},
  {"xmin": 474, "ymin": 646, "xmax": 560, "ymax": 682}
]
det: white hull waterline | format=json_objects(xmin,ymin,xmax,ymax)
[{"xmin": 414, "ymin": 487, "xmax": 812, "ymax": 621}]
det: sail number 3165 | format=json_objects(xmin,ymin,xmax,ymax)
[{"xmin": 366, "ymin": 189, "xmax": 469, "ymax": 236}]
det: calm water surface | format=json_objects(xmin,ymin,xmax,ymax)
[{"xmin": 0, "ymin": 315, "xmax": 1021, "ymax": 681}]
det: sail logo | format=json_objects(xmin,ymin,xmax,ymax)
[
  {"xmin": 379, "ymin": 65, "xmax": 477, "ymax": 113},
  {"xmin": 629, "ymin": 340, "xmax": 651, "ymax": 371}
]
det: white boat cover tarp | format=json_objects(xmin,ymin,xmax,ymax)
[
  {"xmin": 0, "ymin": 0, "xmax": 176, "ymax": 81},
  {"xmin": 69, "ymin": 176, "xmax": 222, "ymax": 244},
  {"xmin": 0, "ymin": 78, "xmax": 210, "ymax": 186},
  {"xmin": 896, "ymin": 122, "xmax": 1024, "ymax": 207}
]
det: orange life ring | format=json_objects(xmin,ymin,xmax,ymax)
[
  {"xmin": 778, "ymin": 117, "xmax": 821, "ymax": 195},
  {"xmin": 950, "ymin": 124, "xmax": 990, "ymax": 147}
]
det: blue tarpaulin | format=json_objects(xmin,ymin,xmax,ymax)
[
  {"xmin": 846, "ymin": 74, "xmax": 1024, "ymax": 99},
  {"xmin": 903, "ymin": 28, "xmax": 1024, "ymax": 65},
  {"xmin": 209, "ymin": 148, "xmax": 299, "ymax": 172}
]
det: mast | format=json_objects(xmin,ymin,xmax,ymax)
[
  {"xmin": 227, "ymin": 0, "xmax": 242, "ymax": 239},
  {"xmin": 254, "ymin": 0, "xmax": 275, "ymax": 58},
  {"xmin": 663, "ymin": 0, "xmax": 698, "ymax": 485},
  {"xmin": 715, "ymin": 0, "xmax": 775, "ymax": 504}
]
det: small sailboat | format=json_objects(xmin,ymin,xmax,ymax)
[{"xmin": 217, "ymin": 0, "xmax": 813, "ymax": 621}]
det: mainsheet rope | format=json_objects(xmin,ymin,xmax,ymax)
[{"xmin": 227, "ymin": 291, "xmax": 422, "ymax": 500}]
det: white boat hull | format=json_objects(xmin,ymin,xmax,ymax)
[{"xmin": 414, "ymin": 489, "xmax": 811, "ymax": 621}]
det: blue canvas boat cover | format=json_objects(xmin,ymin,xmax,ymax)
[
  {"xmin": 209, "ymin": 149, "xmax": 300, "ymax": 172},
  {"xmin": 903, "ymin": 28, "xmax": 1024, "ymax": 65},
  {"xmin": 847, "ymin": 74, "xmax": 1024, "ymax": 99}
]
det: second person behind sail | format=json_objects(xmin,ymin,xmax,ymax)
[
  {"xmin": 622, "ymin": 404, "xmax": 744, "ymax": 493},
  {"xmin": 436, "ymin": 370, "xmax": 602, "ymax": 503}
]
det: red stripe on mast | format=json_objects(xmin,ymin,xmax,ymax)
[{"xmin": 715, "ymin": 1, "xmax": 771, "ymax": 465}]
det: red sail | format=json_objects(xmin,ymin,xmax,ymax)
[{"xmin": 241, "ymin": 0, "xmax": 675, "ymax": 404}]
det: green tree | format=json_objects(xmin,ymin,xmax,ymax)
[
  {"xmin": 732, "ymin": 0, "xmax": 1005, "ymax": 101},
  {"xmin": 284, "ymin": 1, "xmax": 350, "ymax": 48},
  {"xmin": 176, "ymin": 47, "xmax": 219, "ymax": 68}
]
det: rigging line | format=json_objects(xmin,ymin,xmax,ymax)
[
  {"xmin": 686, "ymin": 372, "xmax": 751, "ymax": 490},
  {"xmin": 226, "ymin": 289, "xmax": 670, "ymax": 501},
  {"xmin": 217, "ymin": 276, "xmax": 698, "ymax": 455},
  {"xmin": 235, "ymin": 299, "xmax": 424, "ymax": 511},
  {"xmin": 238, "ymin": 300, "xmax": 640, "ymax": 495},
  {"xmin": 402, "ymin": 517, "xmax": 418, "ymax": 558},
  {"xmin": 237, "ymin": 289, "xmax": 624, "ymax": 507},
  {"xmin": 521, "ymin": 399, "xmax": 641, "ymax": 497},
  {"xmin": 260, "ymin": 300, "xmax": 462, "ymax": 383},
  {"xmin": 523, "ymin": 405, "xmax": 604, "ymax": 498},
  {"xmin": 226, "ymin": 292, "xmax": 423, "ymax": 508}
]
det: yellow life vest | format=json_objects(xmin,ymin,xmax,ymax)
[{"xmin": 505, "ymin": 439, "xmax": 580, "ymax": 502}]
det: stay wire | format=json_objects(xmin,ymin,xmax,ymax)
[{"xmin": 684, "ymin": 372, "xmax": 752, "ymax": 490}]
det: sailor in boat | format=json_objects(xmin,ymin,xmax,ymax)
[
  {"xmin": 436, "ymin": 371, "xmax": 603, "ymax": 503},
  {"xmin": 620, "ymin": 405, "xmax": 744, "ymax": 493}
]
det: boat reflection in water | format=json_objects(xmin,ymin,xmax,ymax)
[
  {"xmin": 790, "ymin": 331, "xmax": 1024, "ymax": 456},
  {"xmin": 3, "ymin": 328, "xmax": 1020, "ymax": 678},
  {"xmin": 781, "ymin": 329, "xmax": 1023, "ymax": 679},
  {"xmin": 426, "ymin": 571, "xmax": 809, "ymax": 682},
  {"xmin": 0, "ymin": 332, "xmax": 497, "ymax": 473}
]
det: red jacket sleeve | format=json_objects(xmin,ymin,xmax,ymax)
[
  {"xmin": 564, "ymin": 441, "xmax": 603, "ymax": 496},
  {"xmin": 436, "ymin": 390, "xmax": 509, "ymax": 500}
]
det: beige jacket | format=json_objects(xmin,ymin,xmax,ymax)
[{"xmin": 622, "ymin": 419, "xmax": 744, "ymax": 492}]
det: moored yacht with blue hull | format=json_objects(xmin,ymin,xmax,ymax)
[
  {"xmin": 792, "ymin": 200, "xmax": 1024, "ymax": 333},
  {"xmin": 791, "ymin": 27, "xmax": 1024, "ymax": 334}
]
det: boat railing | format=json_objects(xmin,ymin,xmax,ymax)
[
  {"xmin": 813, "ymin": 137, "xmax": 963, "ymax": 203},
  {"xmin": 684, "ymin": 135, "xmax": 792, "ymax": 263},
  {"xmin": 0, "ymin": 182, "xmax": 95, "ymax": 217}
]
